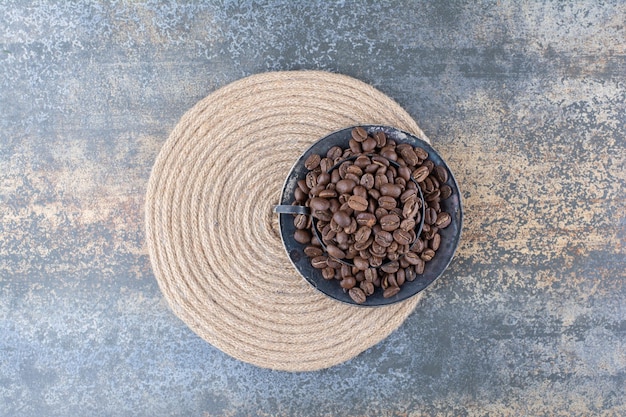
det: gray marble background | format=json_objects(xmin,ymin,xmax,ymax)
[{"xmin": 1, "ymin": 1, "xmax": 624, "ymax": 416}]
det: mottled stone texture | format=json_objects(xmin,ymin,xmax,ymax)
[{"xmin": 0, "ymin": 1, "xmax": 624, "ymax": 416}]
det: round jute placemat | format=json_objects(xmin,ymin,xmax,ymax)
[{"xmin": 145, "ymin": 70, "xmax": 430, "ymax": 371}]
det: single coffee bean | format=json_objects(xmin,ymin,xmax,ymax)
[
  {"xmin": 354, "ymin": 226, "xmax": 372, "ymax": 244},
  {"xmin": 381, "ymin": 261, "xmax": 400, "ymax": 274},
  {"xmin": 440, "ymin": 184, "xmax": 452, "ymax": 200},
  {"xmin": 294, "ymin": 188, "xmax": 307, "ymax": 202},
  {"xmin": 340, "ymin": 264, "xmax": 351, "ymax": 278},
  {"xmin": 371, "ymin": 155, "xmax": 390, "ymax": 167},
  {"xmin": 412, "ymin": 166, "xmax": 429, "ymax": 183},
  {"xmin": 322, "ymin": 267, "xmax": 335, "ymax": 280},
  {"xmin": 354, "ymin": 236, "xmax": 373, "ymax": 251},
  {"xmin": 319, "ymin": 189, "xmax": 338, "ymax": 199},
  {"xmin": 351, "ymin": 126, "xmax": 368, "ymax": 142},
  {"xmin": 294, "ymin": 229, "xmax": 311, "ymax": 244},
  {"xmin": 380, "ymin": 183, "xmax": 402, "ymax": 198},
  {"xmin": 309, "ymin": 197, "xmax": 330, "ymax": 212},
  {"xmin": 383, "ymin": 287, "xmax": 400, "ymax": 298},
  {"xmin": 320, "ymin": 157, "xmax": 333, "ymax": 172},
  {"xmin": 404, "ymin": 251, "xmax": 421, "ymax": 265},
  {"xmin": 424, "ymin": 207, "xmax": 437, "ymax": 225},
  {"xmin": 360, "ymin": 281, "xmax": 375, "ymax": 296},
  {"xmin": 397, "ymin": 146, "xmax": 419, "ymax": 166},
  {"xmin": 304, "ymin": 154, "xmax": 321, "ymax": 170},
  {"xmin": 327, "ymin": 257, "xmax": 342, "ymax": 269},
  {"xmin": 344, "ymin": 218, "xmax": 358, "ymax": 234},
  {"xmin": 340, "ymin": 277, "xmax": 357, "ymax": 289},
  {"xmin": 430, "ymin": 233, "xmax": 441, "ymax": 251},
  {"xmin": 362, "ymin": 137, "xmax": 377, "ymax": 152},
  {"xmin": 421, "ymin": 248, "xmax": 436, "ymax": 261},
  {"xmin": 386, "ymin": 272, "xmax": 398, "ymax": 288},
  {"xmin": 356, "ymin": 212, "xmax": 377, "ymax": 227},
  {"xmin": 294, "ymin": 214, "xmax": 308, "ymax": 230},
  {"xmin": 311, "ymin": 256, "xmax": 328, "ymax": 269},
  {"xmin": 370, "ymin": 241, "xmax": 387, "ymax": 256},
  {"xmin": 297, "ymin": 179, "xmax": 310, "ymax": 193},
  {"xmin": 374, "ymin": 230, "xmax": 394, "ymax": 247},
  {"xmin": 396, "ymin": 269, "xmax": 406, "ymax": 286},
  {"xmin": 398, "ymin": 165, "xmax": 412, "ymax": 181},
  {"xmin": 435, "ymin": 165, "xmax": 448, "ymax": 183},
  {"xmin": 304, "ymin": 246, "xmax": 324, "ymax": 257},
  {"xmin": 316, "ymin": 172, "xmax": 331, "ymax": 186},
  {"xmin": 354, "ymin": 155, "xmax": 370, "ymax": 168},
  {"xmin": 313, "ymin": 209, "xmax": 332, "ymax": 222},
  {"xmin": 400, "ymin": 218, "xmax": 416, "ymax": 232},
  {"xmin": 326, "ymin": 244, "xmax": 346, "ymax": 260},
  {"xmin": 412, "ymin": 238, "xmax": 425, "ymax": 253},
  {"xmin": 305, "ymin": 171, "xmax": 318, "ymax": 189},
  {"xmin": 332, "ymin": 210, "xmax": 351, "ymax": 228},
  {"xmin": 400, "ymin": 188, "xmax": 417, "ymax": 204},
  {"xmin": 348, "ymin": 195, "xmax": 368, "ymax": 211},
  {"xmin": 336, "ymin": 179, "xmax": 357, "ymax": 194},
  {"xmin": 425, "ymin": 189, "xmax": 440, "ymax": 202},
  {"xmin": 380, "ymin": 214, "xmax": 401, "ymax": 232},
  {"xmin": 414, "ymin": 147, "xmax": 428, "ymax": 160},
  {"xmin": 435, "ymin": 212, "xmax": 452, "ymax": 228},
  {"xmin": 360, "ymin": 173, "xmax": 375, "ymax": 189},
  {"xmin": 378, "ymin": 196, "xmax": 397, "ymax": 210},
  {"xmin": 405, "ymin": 266, "xmax": 417, "ymax": 281},
  {"xmin": 393, "ymin": 229, "xmax": 412, "ymax": 245},
  {"xmin": 402, "ymin": 197, "xmax": 418, "ymax": 220},
  {"xmin": 327, "ymin": 146, "xmax": 342, "ymax": 160},
  {"xmin": 414, "ymin": 257, "xmax": 425, "ymax": 274},
  {"xmin": 349, "ymin": 287, "xmax": 366, "ymax": 304},
  {"xmin": 364, "ymin": 268, "xmax": 377, "ymax": 282},
  {"xmin": 380, "ymin": 148, "xmax": 398, "ymax": 161}
]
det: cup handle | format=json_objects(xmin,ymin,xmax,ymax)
[{"xmin": 273, "ymin": 205, "xmax": 310, "ymax": 215}]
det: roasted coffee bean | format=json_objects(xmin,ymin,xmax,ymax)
[
  {"xmin": 294, "ymin": 229, "xmax": 312, "ymax": 244},
  {"xmin": 430, "ymin": 233, "xmax": 441, "ymax": 251},
  {"xmin": 304, "ymin": 246, "xmax": 324, "ymax": 257},
  {"xmin": 351, "ymin": 126, "xmax": 368, "ymax": 142},
  {"xmin": 364, "ymin": 268, "xmax": 377, "ymax": 282},
  {"xmin": 405, "ymin": 266, "xmax": 416, "ymax": 281},
  {"xmin": 374, "ymin": 230, "xmax": 394, "ymax": 247},
  {"xmin": 340, "ymin": 277, "xmax": 357, "ymax": 289},
  {"xmin": 353, "ymin": 256, "xmax": 369, "ymax": 271},
  {"xmin": 371, "ymin": 155, "xmax": 390, "ymax": 167},
  {"xmin": 294, "ymin": 214, "xmax": 308, "ymax": 230},
  {"xmin": 322, "ymin": 267, "xmax": 335, "ymax": 280},
  {"xmin": 317, "ymin": 172, "xmax": 331, "ymax": 186},
  {"xmin": 412, "ymin": 166, "xmax": 429, "ymax": 183},
  {"xmin": 354, "ymin": 236, "xmax": 373, "ymax": 251},
  {"xmin": 354, "ymin": 155, "xmax": 370, "ymax": 168},
  {"xmin": 356, "ymin": 212, "xmax": 377, "ymax": 227},
  {"xmin": 304, "ymin": 154, "xmax": 321, "ymax": 170},
  {"xmin": 349, "ymin": 139, "xmax": 362, "ymax": 154},
  {"xmin": 327, "ymin": 146, "xmax": 342, "ymax": 160},
  {"xmin": 370, "ymin": 241, "xmax": 387, "ymax": 256},
  {"xmin": 330, "ymin": 169, "xmax": 341, "ymax": 184},
  {"xmin": 380, "ymin": 214, "xmax": 401, "ymax": 232},
  {"xmin": 309, "ymin": 197, "xmax": 330, "ymax": 212},
  {"xmin": 294, "ymin": 187, "xmax": 307, "ymax": 202},
  {"xmin": 346, "ymin": 165, "xmax": 363, "ymax": 178},
  {"xmin": 360, "ymin": 281, "xmax": 375, "ymax": 296},
  {"xmin": 398, "ymin": 165, "xmax": 412, "ymax": 181},
  {"xmin": 440, "ymin": 184, "xmax": 452, "ymax": 200},
  {"xmin": 380, "ymin": 148, "xmax": 398, "ymax": 161},
  {"xmin": 402, "ymin": 197, "xmax": 418, "ymax": 220},
  {"xmin": 348, "ymin": 195, "xmax": 368, "ymax": 211},
  {"xmin": 424, "ymin": 207, "xmax": 437, "ymax": 225},
  {"xmin": 344, "ymin": 172, "xmax": 360, "ymax": 184},
  {"xmin": 400, "ymin": 218, "xmax": 416, "ymax": 232},
  {"xmin": 354, "ymin": 226, "xmax": 372, "ymax": 244},
  {"xmin": 400, "ymin": 188, "xmax": 417, "ymax": 203},
  {"xmin": 425, "ymin": 189, "xmax": 440, "ymax": 202},
  {"xmin": 393, "ymin": 229, "xmax": 412, "ymax": 245},
  {"xmin": 327, "ymin": 257, "xmax": 342, "ymax": 269},
  {"xmin": 421, "ymin": 248, "xmax": 436, "ymax": 262},
  {"xmin": 306, "ymin": 171, "xmax": 318, "ymax": 189},
  {"xmin": 297, "ymin": 179, "xmax": 310, "ymax": 193},
  {"xmin": 412, "ymin": 238, "xmax": 425, "ymax": 253},
  {"xmin": 332, "ymin": 210, "xmax": 351, "ymax": 228},
  {"xmin": 360, "ymin": 173, "xmax": 375, "ymax": 189},
  {"xmin": 381, "ymin": 261, "xmax": 399, "ymax": 274},
  {"xmin": 380, "ymin": 183, "xmax": 402, "ymax": 198},
  {"xmin": 435, "ymin": 212, "xmax": 451, "ymax": 228},
  {"xmin": 414, "ymin": 147, "xmax": 428, "ymax": 160},
  {"xmin": 404, "ymin": 251, "xmax": 421, "ymax": 265},
  {"xmin": 319, "ymin": 189, "xmax": 338, "ymax": 199},
  {"xmin": 396, "ymin": 269, "xmax": 406, "ymax": 286},
  {"xmin": 311, "ymin": 256, "xmax": 328, "ymax": 269},
  {"xmin": 414, "ymin": 258, "xmax": 425, "ymax": 274},
  {"xmin": 435, "ymin": 165, "xmax": 448, "ymax": 183},
  {"xmin": 397, "ymin": 145, "xmax": 419, "ymax": 166},
  {"xmin": 336, "ymin": 179, "xmax": 356, "ymax": 194},
  {"xmin": 349, "ymin": 287, "xmax": 367, "ymax": 304},
  {"xmin": 320, "ymin": 157, "xmax": 333, "ymax": 172},
  {"xmin": 344, "ymin": 218, "xmax": 358, "ymax": 234},
  {"xmin": 314, "ymin": 209, "xmax": 332, "ymax": 222},
  {"xmin": 326, "ymin": 244, "xmax": 346, "ymax": 260},
  {"xmin": 376, "ymin": 195, "xmax": 395, "ymax": 210},
  {"xmin": 362, "ymin": 137, "xmax": 377, "ymax": 152}
]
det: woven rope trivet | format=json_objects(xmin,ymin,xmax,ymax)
[{"xmin": 145, "ymin": 70, "xmax": 431, "ymax": 371}]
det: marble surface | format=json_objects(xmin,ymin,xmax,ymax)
[{"xmin": 1, "ymin": 1, "xmax": 624, "ymax": 416}]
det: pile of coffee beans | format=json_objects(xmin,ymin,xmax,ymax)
[{"xmin": 291, "ymin": 127, "xmax": 453, "ymax": 304}]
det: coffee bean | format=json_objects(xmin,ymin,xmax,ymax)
[
  {"xmin": 414, "ymin": 258, "xmax": 425, "ymax": 274},
  {"xmin": 353, "ymin": 256, "xmax": 369, "ymax": 271},
  {"xmin": 356, "ymin": 212, "xmax": 377, "ymax": 227},
  {"xmin": 393, "ymin": 229, "xmax": 412, "ymax": 245},
  {"xmin": 309, "ymin": 197, "xmax": 330, "ymax": 212},
  {"xmin": 380, "ymin": 183, "xmax": 402, "ymax": 198},
  {"xmin": 294, "ymin": 187, "xmax": 307, "ymax": 202},
  {"xmin": 414, "ymin": 147, "xmax": 428, "ymax": 160},
  {"xmin": 397, "ymin": 145, "xmax": 419, "ymax": 166},
  {"xmin": 374, "ymin": 131, "xmax": 387, "ymax": 148},
  {"xmin": 322, "ymin": 267, "xmax": 335, "ymax": 280},
  {"xmin": 314, "ymin": 209, "xmax": 332, "ymax": 222},
  {"xmin": 311, "ymin": 256, "xmax": 328, "ymax": 269},
  {"xmin": 380, "ymin": 214, "xmax": 401, "ymax": 232},
  {"xmin": 440, "ymin": 184, "xmax": 452, "ymax": 200},
  {"xmin": 336, "ymin": 179, "xmax": 357, "ymax": 194},
  {"xmin": 435, "ymin": 212, "xmax": 451, "ymax": 228},
  {"xmin": 326, "ymin": 244, "xmax": 346, "ymax": 260},
  {"xmin": 304, "ymin": 154, "xmax": 321, "ymax": 170},
  {"xmin": 360, "ymin": 281, "xmax": 375, "ymax": 296},
  {"xmin": 425, "ymin": 189, "xmax": 440, "ymax": 202},
  {"xmin": 340, "ymin": 277, "xmax": 357, "ymax": 289},
  {"xmin": 400, "ymin": 218, "xmax": 416, "ymax": 232},
  {"xmin": 412, "ymin": 166, "xmax": 429, "ymax": 183},
  {"xmin": 348, "ymin": 195, "xmax": 368, "ymax": 211},
  {"xmin": 396, "ymin": 269, "xmax": 406, "ymax": 286},
  {"xmin": 405, "ymin": 266, "xmax": 416, "ymax": 281},
  {"xmin": 374, "ymin": 230, "xmax": 393, "ymax": 247},
  {"xmin": 404, "ymin": 251, "xmax": 420, "ymax": 265},
  {"xmin": 294, "ymin": 229, "xmax": 312, "ymax": 244},
  {"xmin": 360, "ymin": 173, "xmax": 375, "ymax": 189},
  {"xmin": 294, "ymin": 214, "xmax": 308, "ymax": 230},
  {"xmin": 351, "ymin": 126, "xmax": 368, "ymax": 142},
  {"xmin": 435, "ymin": 165, "xmax": 448, "ymax": 183},
  {"xmin": 332, "ymin": 210, "xmax": 351, "ymax": 228},
  {"xmin": 327, "ymin": 257, "xmax": 342, "ymax": 269},
  {"xmin": 354, "ymin": 226, "xmax": 372, "ymax": 244},
  {"xmin": 376, "ymin": 195, "xmax": 395, "ymax": 210},
  {"xmin": 327, "ymin": 146, "xmax": 342, "ymax": 160},
  {"xmin": 381, "ymin": 261, "xmax": 399, "ymax": 274},
  {"xmin": 421, "ymin": 248, "xmax": 436, "ymax": 262},
  {"xmin": 362, "ymin": 137, "xmax": 377, "ymax": 152},
  {"xmin": 354, "ymin": 155, "xmax": 371, "ymax": 168},
  {"xmin": 349, "ymin": 287, "xmax": 367, "ymax": 304},
  {"xmin": 430, "ymin": 233, "xmax": 441, "ymax": 251},
  {"xmin": 354, "ymin": 236, "xmax": 373, "ymax": 251},
  {"xmin": 424, "ymin": 207, "xmax": 437, "ymax": 225}
]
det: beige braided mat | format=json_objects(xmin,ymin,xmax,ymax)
[{"xmin": 145, "ymin": 70, "xmax": 431, "ymax": 371}]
